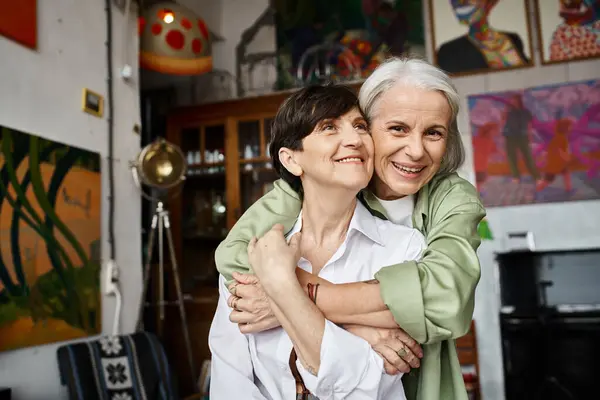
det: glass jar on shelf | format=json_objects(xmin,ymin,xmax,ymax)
[
  {"xmin": 240, "ymin": 161, "xmax": 278, "ymax": 212},
  {"xmin": 211, "ymin": 194, "xmax": 227, "ymax": 236},
  {"xmin": 238, "ymin": 120, "xmax": 261, "ymax": 161}
]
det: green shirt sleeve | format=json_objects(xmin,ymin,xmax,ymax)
[
  {"xmin": 374, "ymin": 179, "xmax": 485, "ymax": 345},
  {"xmin": 214, "ymin": 179, "xmax": 302, "ymax": 282}
]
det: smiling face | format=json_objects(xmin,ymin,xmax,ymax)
[
  {"xmin": 280, "ymin": 107, "xmax": 374, "ymax": 195},
  {"xmin": 369, "ymin": 85, "xmax": 451, "ymax": 200},
  {"xmin": 450, "ymin": 0, "xmax": 498, "ymax": 25}
]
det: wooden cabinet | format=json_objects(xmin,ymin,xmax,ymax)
[
  {"xmin": 163, "ymin": 85, "xmax": 362, "ymax": 395},
  {"xmin": 457, "ymin": 321, "xmax": 481, "ymax": 400},
  {"xmin": 162, "ymin": 91, "xmax": 291, "ymax": 395}
]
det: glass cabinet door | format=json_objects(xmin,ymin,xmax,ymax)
[
  {"xmin": 237, "ymin": 116, "xmax": 278, "ymax": 216},
  {"xmin": 179, "ymin": 122, "xmax": 227, "ymax": 292},
  {"xmin": 181, "ymin": 123, "xmax": 227, "ymax": 239}
]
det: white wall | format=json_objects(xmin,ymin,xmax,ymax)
[
  {"xmin": 423, "ymin": 2, "xmax": 600, "ymax": 400},
  {"xmin": 0, "ymin": 1, "xmax": 142, "ymax": 399}
]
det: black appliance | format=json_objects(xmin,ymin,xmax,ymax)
[
  {"xmin": 0, "ymin": 387, "xmax": 10, "ymax": 400},
  {"xmin": 497, "ymin": 249, "xmax": 600, "ymax": 400}
]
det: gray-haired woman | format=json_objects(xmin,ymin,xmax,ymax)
[{"xmin": 215, "ymin": 57, "xmax": 486, "ymax": 400}]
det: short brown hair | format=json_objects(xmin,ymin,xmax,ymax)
[{"xmin": 269, "ymin": 84, "xmax": 361, "ymax": 192}]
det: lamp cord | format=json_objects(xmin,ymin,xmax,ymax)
[{"xmin": 105, "ymin": 0, "xmax": 116, "ymax": 261}]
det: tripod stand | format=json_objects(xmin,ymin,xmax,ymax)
[{"xmin": 137, "ymin": 200, "xmax": 195, "ymax": 386}]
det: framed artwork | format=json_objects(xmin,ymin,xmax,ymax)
[
  {"xmin": 274, "ymin": 0, "xmax": 425, "ymax": 90},
  {"xmin": 0, "ymin": 126, "xmax": 102, "ymax": 351},
  {"xmin": 82, "ymin": 88, "xmax": 104, "ymax": 118},
  {"xmin": 468, "ymin": 79, "xmax": 600, "ymax": 207},
  {"xmin": 534, "ymin": 0, "xmax": 600, "ymax": 65},
  {"xmin": 428, "ymin": 0, "xmax": 534, "ymax": 76},
  {"xmin": 0, "ymin": 0, "xmax": 37, "ymax": 50}
]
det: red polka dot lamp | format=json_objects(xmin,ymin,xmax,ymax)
[{"xmin": 139, "ymin": 2, "xmax": 212, "ymax": 75}]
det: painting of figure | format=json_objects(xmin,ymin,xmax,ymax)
[
  {"xmin": 0, "ymin": 126, "xmax": 101, "ymax": 351},
  {"xmin": 469, "ymin": 80, "xmax": 600, "ymax": 207},
  {"xmin": 430, "ymin": 0, "xmax": 533, "ymax": 75},
  {"xmin": 535, "ymin": 0, "xmax": 600, "ymax": 64},
  {"xmin": 274, "ymin": 0, "xmax": 425, "ymax": 89}
]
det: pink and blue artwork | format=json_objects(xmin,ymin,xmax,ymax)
[{"xmin": 469, "ymin": 79, "xmax": 600, "ymax": 207}]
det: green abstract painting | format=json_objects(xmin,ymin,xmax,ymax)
[{"xmin": 0, "ymin": 126, "xmax": 101, "ymax": 352}]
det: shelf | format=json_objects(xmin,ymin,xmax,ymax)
[
  {"xmin": 185, "ymin": 171, "xmax": 225, "ymax": 178},
  {"xmin": 188, "ymin": 162, "xmax": 225, "ymax": 168},
  {"xmin": 241, "ymin": 166, "xmax": 275, "ymax": 173},
  {"xmin": 239, "ymin": 157, "xmax": 270, "ymax": 164}
]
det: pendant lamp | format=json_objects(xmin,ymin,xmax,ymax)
[{"xmin": 139, "ymin": 2, "xmax": 212, "ymax": 75}]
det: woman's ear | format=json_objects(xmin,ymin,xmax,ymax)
[{"xmin": 278, "ymin": 147, "xmax": 303, "ymax": 177}]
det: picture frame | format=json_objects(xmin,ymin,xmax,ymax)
[
  {"xmin": 428, "ymin": 0, "xmax": 535, "ymax": 77},
  {"xmin": 82, "ymin": 88, "xmax": 104, "ymax": 118},
  {"xmin": 468, "ymin": 79, "xmax": 600, "ymax": 207},
  {"xmin": 534, "ymin": 0, "xmax": 600, "ymax": 65}
]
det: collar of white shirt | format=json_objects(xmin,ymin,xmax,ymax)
[{"xmin": 285, "ymin": 200, "xmax": 384, "ymax": 246}]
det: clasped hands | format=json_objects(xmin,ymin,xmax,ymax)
[{"xmin": 227, "ymin": 224, "xmax": 423, "ymax": 374}]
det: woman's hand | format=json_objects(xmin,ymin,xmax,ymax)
[
  {"xmin": 227, "ymin": 272, "xmax": 281, "ymax": 333},
  {"xmin": 247, "ymin": 224, "xmax": 302, "ymax": 289},
  {"xmin": 343, "ymin": 324, "xmax": 423, "ymax": 375}
]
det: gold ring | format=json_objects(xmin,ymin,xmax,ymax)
[
  {"xmin": 230, "ymin": 283, "xmax": 238, "ymax": 297},
  {"xmin": 397, "ymin": 347, "xmax": 408, "ymax": 358},
  {"xmin": 232, "ymin": 296, "xmax": 240, "ymax": 311}
]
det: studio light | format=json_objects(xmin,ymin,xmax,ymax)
[
  {"xmin": 130, "ymin": 137, "xmax": 196, "ymax": 385},
  {"xmin": 131, "ymin": 137, "xmax": 186, "ymax": 192}
]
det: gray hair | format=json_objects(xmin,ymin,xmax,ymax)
[{"xmin": 358, "ymin": 57, "xmax": 465, "ymax": 174}]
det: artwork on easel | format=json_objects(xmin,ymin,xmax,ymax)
[
  {"xmin": 469, "ymin": 79, "xmax": 600, "ymax": 207},
  {"xmin": 0, "ymin": 126, "xmax": 101, "ymax": 352}
]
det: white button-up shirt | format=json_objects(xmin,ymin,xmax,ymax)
[{"xmin": 209, "ymin": 201, "xmax": 426, "ymax": 400}]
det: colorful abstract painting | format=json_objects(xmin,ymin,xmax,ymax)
[
  {"xmin": 429, "ymin": 0, "xmax": 533, "ymax": 76},
  {"xmin": 0, "ymin": 0, "xmax": 37, "ymax": 50},
  {"xmin": 535, "ymin": 0, "xmax": 600, "ymax": 65},
  {"xmin": 274, "ymin": 0, "xmax": 425, "ymax": 89},
  {"xmin": 469, "ymin": 79, "xmax": 600, "ymax": 207},
  {"xmin": 0, "ymin": 126, "xmax": 101, "ymax": 352}
]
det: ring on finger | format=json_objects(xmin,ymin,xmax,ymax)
[
  {"xmin": 228, "ymin": 296, "xmax": 240, "ymax": 311},
  {"xmin": 230, "ymin": 283, "xmax": 238, "ymax": 297},
  {"xmin": 396, "ymin": 347, "xmax": 408, "ymax": 358}
]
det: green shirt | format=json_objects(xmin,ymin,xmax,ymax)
[{"xmin": 215, "ymin": 172, "xmax": 486, "ymax": 400}]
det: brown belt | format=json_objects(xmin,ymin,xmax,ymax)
[
  {"xmin": 289, "ymin": 348, "xmax": 311, "ymax": 398},
  {"xmin": 288, "ymin": 283, "xmax": 320, "ymax": 400}
]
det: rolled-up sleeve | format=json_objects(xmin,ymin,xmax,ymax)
[
  {"xmin": 375, "ymin": 184, "xmax": 486, "ymax": 344},
  {"xmin": 208, "ymin": 276, "xmax": 267, "ymax": 399},
  {"xmin": 296, "ymin": 320, "xmax": 397, "ymax": 399}
]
